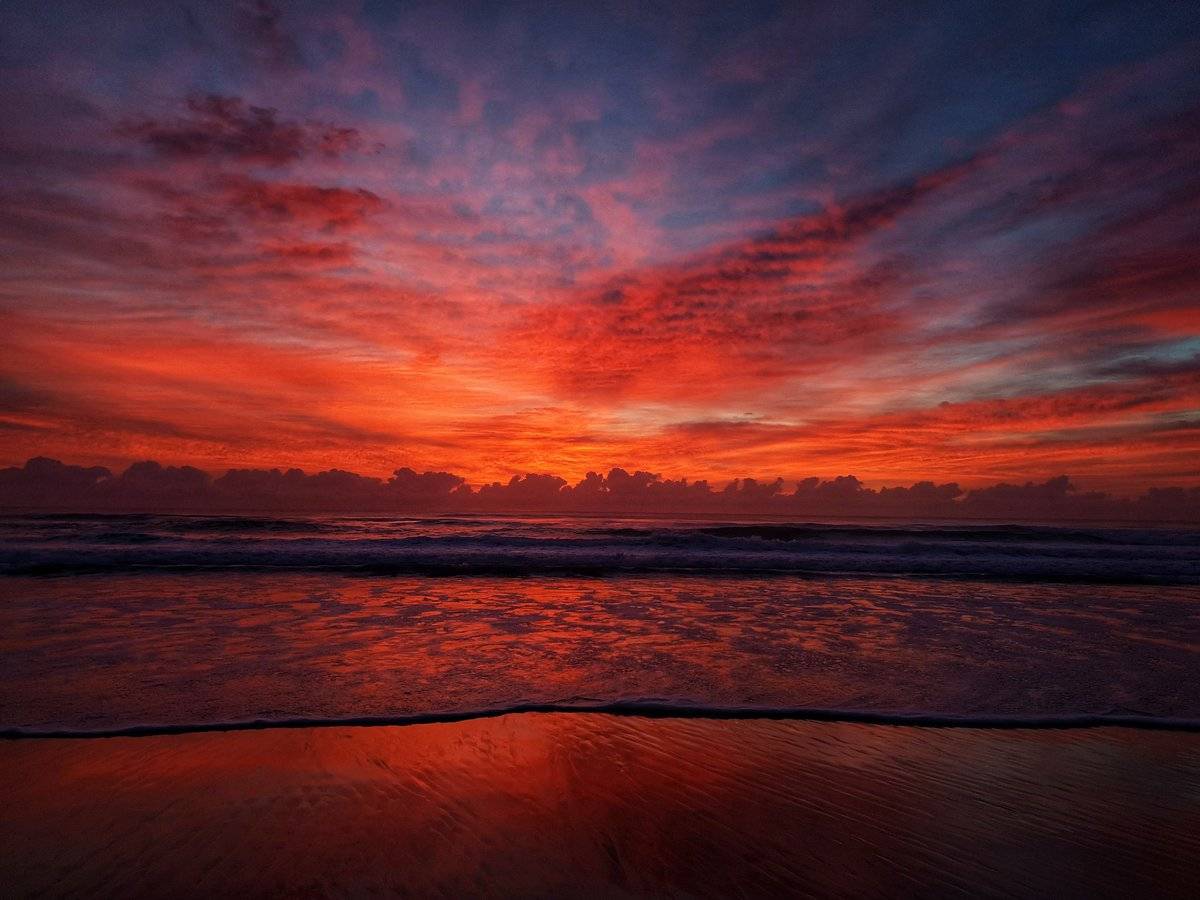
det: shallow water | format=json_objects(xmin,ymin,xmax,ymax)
[
  {"xmin": 2, "ymin": 715, "xmax": 1198, "ymax": 897},
  {"xmin": 2, "ymin": 571, "xmax": 1198, "ymax": 732}
]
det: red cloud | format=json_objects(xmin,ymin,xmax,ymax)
[
  {"xmin": 218, "ymin": 177, "xmax": 385, "ymax": 230},
  {"xmin": 503, "ymin": 160, "xmax": 979, "ymax": 402},
  {"xmin": 261, "ymin": 241, "xmax": 354, "ymax": 266}
]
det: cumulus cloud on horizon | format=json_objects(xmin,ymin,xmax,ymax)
[{"xmin": 2, "ymin": 456, "xmax": 1198, "ymax": 523}]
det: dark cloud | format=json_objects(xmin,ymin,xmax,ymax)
[
  {"xmin": 119, "ymin": 95, "xmax": 362, "ymax": 166},
  {"xmin": 0, "ymin": 457, "xmax": 113, "ymax": 507},
  {"xmin": 0, "ymin": 377, "xmax": 54, "ymax": 415},
  {"xmin": 477, "ymin": 473, "xmax": 569, "ymax": 506},
  {"xmin": 219, "ymin": 177, "xmax": 385, "ymax": 230},
  {"xmin": 388, "ymin": 467, "xmax": 468, "ymax": 499},
  {"xmin": 2, "ymin": 457, "xmax": 1197, "ymax": 522},
  {"xmin": 119, "ymin": 460, "xmax": 211, "ymax": 501},
  {"xmin": 236, "ymin": 0, "xmax": 304, "ymax": 70}
]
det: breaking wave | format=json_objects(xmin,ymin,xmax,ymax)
[{"xmin": 1, "ymin": 514, "xmax": 1197, "ymax": 582}]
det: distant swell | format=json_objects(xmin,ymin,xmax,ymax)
[
  {"xmin": 4, "ymin": 549, "xmax": 1196, "ymax": 584},
  {"xmin": 611, "ymin": 524, "xmax": 1139, "ymax": 544},
  {"xmin": 4, "ymin": 702, "xmax": 1199, "ymax": 740},
  {"xmin": 3, "ymin": 516, "xmax": 1197, "ymax": 583}
]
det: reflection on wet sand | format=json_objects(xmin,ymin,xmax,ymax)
[{"xmin": 3, "ymin": 715, "xmax": 1197, "ymax": 897}]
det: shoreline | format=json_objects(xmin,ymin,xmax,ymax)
[{"xmin": 6, "ymin": 702, "xmax": 1200, "ymax": 741}]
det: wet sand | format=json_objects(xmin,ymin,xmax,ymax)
[{"xmin": 2, "ymin": 715, "xmax": 1198, "ymax": 897}]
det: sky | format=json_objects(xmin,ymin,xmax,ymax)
[{"xmin": 1, "ymin": 0, "xmax": 1198, "ymax": 494}]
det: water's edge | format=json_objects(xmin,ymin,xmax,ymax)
[{"xmin": 5, "ymin": 701, "xmax": 1200, "ymax": 740}]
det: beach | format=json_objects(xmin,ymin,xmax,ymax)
[
  {"xmin": 4, "ymin": 714, "xmax": 1198, "ymax": 897},
  {"xmin": 2, "ymin": 514, "xmax": 1198, "ymax": 896}
]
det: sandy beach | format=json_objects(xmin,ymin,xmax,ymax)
[{"xmin": 3, "ymin": 714, "xmax": 1197, "ymax": 897}]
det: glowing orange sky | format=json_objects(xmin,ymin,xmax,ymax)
[{"xmin": 1, "ymin": 2, "xmax": 1198, "ymax": 493}]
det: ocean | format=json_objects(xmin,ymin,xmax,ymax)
[
  {"xmin": 2, "ymin": 513, "xmax": 1198, "ymax": 895},
  {"xmin": 2, "ymin": 512, "xmax": 1198, "ymax": 734}
]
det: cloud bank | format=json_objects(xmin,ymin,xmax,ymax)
[{"xmin": 2, "ymin": 457, "xmax": 1197, "ymax": 523}]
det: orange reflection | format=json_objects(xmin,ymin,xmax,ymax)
[{"xmin": 2, "ymin": 717, "xmax": 1196, "ymax": 895}]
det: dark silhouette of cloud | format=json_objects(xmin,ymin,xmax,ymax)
[
  {"xmin": 0, "ymin": 457, "xmax": 113, "ymax": 507},
  {"xmin": 1, "ymin": 458, "xmax": 1196, "ymax": 522}
]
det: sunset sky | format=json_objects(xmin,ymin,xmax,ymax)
[{"xmin": 1, "ymin": 1, "xmax": 1198, "ymax": 492}]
